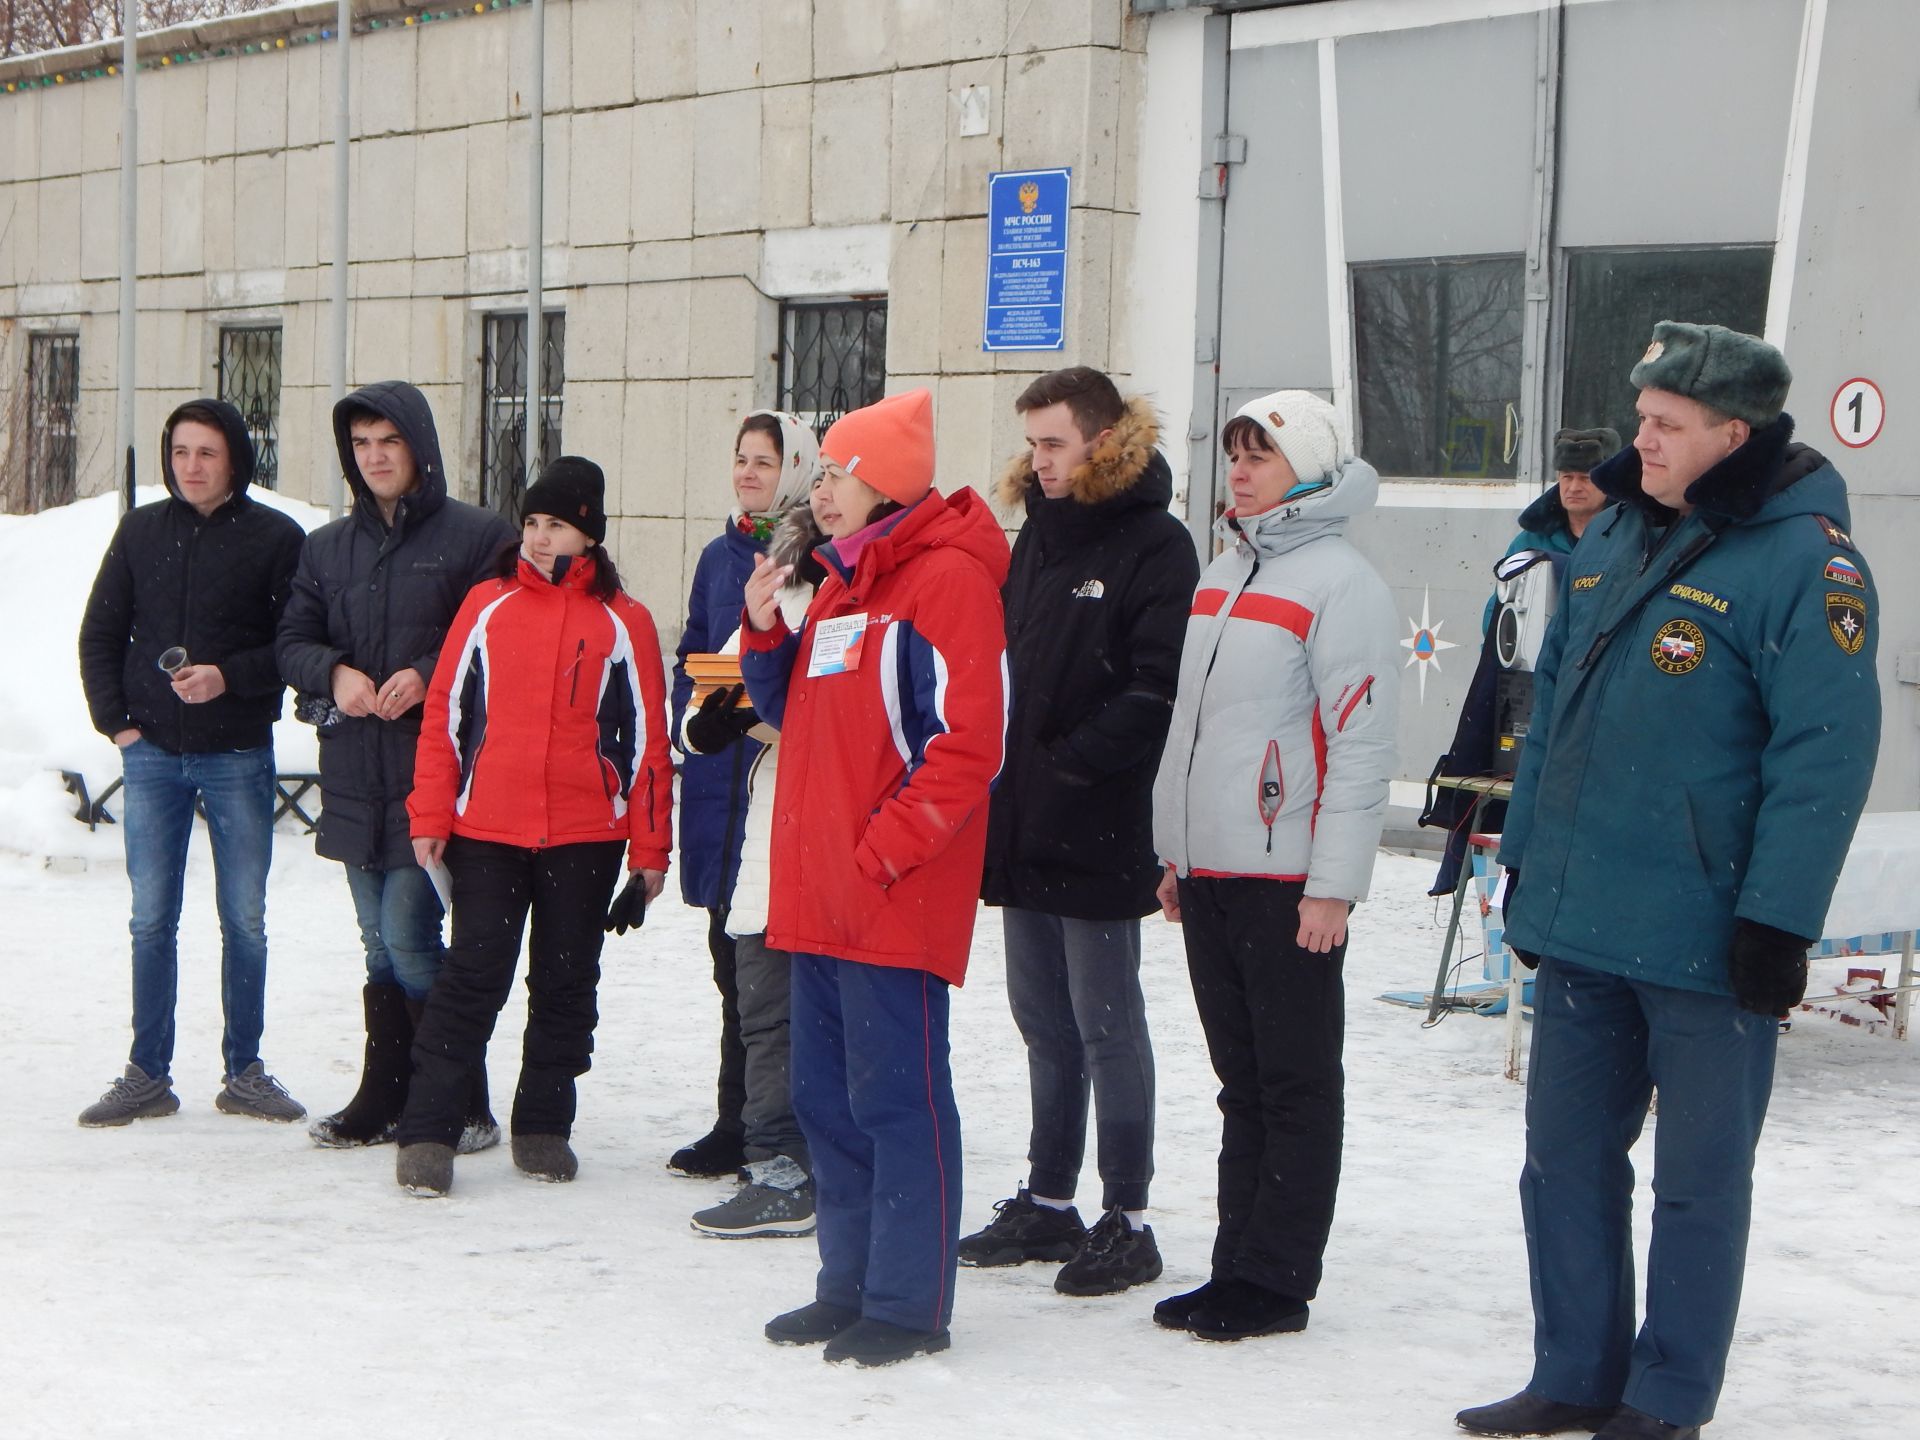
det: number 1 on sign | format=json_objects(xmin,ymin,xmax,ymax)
[{"xmin": 1830, "ymin": 378, "xmax": 1884, "ymax": 449}]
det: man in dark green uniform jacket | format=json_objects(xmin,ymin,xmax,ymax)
[{"xmin": 1458, "ymin": 323, "xmax": 1880, "ymax": 1440}]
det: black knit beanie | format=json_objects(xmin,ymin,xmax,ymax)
[{"xmin": 522, "ymin": 456, "xmax": 607, "ymax": 543}]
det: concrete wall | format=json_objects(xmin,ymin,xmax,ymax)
[{"xmin": 0, "ymin": 0, "xmax": 1148, "ymax": 633}]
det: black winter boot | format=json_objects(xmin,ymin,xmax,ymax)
[
  {"xmin": 310, "ymin": 983, "xmax": 413, "ymax": 1148},
  {"xmin": 459, "ymin": 1062, "xmax": 501, "ymax": 1154},
  {"xmin": 1187, "ymin": 1277, "xmax": 1310, "ymax": 1340},
  {"xmin": 1455, "ymin": 1392, "xmax": 1615, "ymax": 1436}
]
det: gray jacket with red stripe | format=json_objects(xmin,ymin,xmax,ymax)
[{"xmin": 1152, "ymin": 456, "xmax": 1400, "ymax": 901}]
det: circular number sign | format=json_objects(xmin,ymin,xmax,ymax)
[{"xmin": 1830, "ymin": 378, "xmax": 1885, "ymax": 449}]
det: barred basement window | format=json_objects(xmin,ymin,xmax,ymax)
[
  {"xmin": 27, "ymin": 333, "xmax": 80, "ymax": 512},
  {"xmin": 1353, "ymin": 257, "xmax": 1525, "ymax": 479},
  {"xmin": 218, "ymin": 326, "xmax": 282, "ymax": 489},
  {"xmin": 778, "ymin": 298, "xmax": 887, "ymax": 434},
  {"xmin": 481, "ymin": 311, "xmax": 566, "ymax": 523},
  {"xmin": 1561, "ymin": 247, "xmax": 1773, "ymax": 445}
]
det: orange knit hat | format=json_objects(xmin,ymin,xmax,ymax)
[{"xmin": 820, "ymin": 389, "xmax": 935, "ymax": 507}]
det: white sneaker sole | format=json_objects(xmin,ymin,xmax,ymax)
[{"xmin": 689, "ymin": 1216, "xmax": 817, "ymax": 1238}]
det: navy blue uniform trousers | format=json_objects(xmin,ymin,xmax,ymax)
[
  {"xmin": 790, "ymin": 951, "xmax": 962, "ymax": 1332},
  {"xmin": 1524, "ymin": 956, "xmax": 1779, "ymax": 1427}
]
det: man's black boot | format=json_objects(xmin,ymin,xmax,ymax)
[{"xmin": 1455, "ymin": 1391, "xmax": 1616, "ymax": 1437}]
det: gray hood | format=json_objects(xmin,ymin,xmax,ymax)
[{"xmin": 1216, "ymin": 455, "xmax": 1381, "ymax": 561}]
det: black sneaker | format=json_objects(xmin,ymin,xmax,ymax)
[
  {"xmin": 764, "ymin": 1300, "xmax": 860, "ymax": 1346},
  {"xmin": 667, "ymin": 1126, "xmax": 748, "ymax": 1178},
  {"xmin": 822, "ymin": 1318, "xmax": 952, "ymax": 1367},
  {"xmin": 1055, "ymin": 1207, "xmax": 1164, "ymax": 1295},
  {"xmin": 956, "ymin": 1188, "xmax": 1086, "ymax": 1267}
]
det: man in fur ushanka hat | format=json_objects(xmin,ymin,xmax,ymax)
[{"xmin": 964, "ymin": 367, "xmax": 1199, "ymax": 1297}]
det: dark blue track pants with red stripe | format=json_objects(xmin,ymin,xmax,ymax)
[{"xmin": 790, "ymin": 951, "xmax": 962, "ymax": 1332}]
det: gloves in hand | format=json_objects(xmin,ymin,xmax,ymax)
[
  {"xmin": 604, "ymin": 873, "xmax": 651, "ymax": 936},
  {"xmin": 1502, "ymin": 868, "xmax": 1539, "ymax": 970},
  {"xmin": 685, "ymin": 684, "xmax": 759, "ymax": 754},
  {"xmin": 1728, "ymin": 919, "xmax": 1812, "ymax": 1017}
]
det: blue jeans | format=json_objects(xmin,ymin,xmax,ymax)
[
  {"xmin": 119, "ymin": 739, "xmax": 276, "ymax": 1079},
  {"xmin": 1523, "ymin": 956, "xmax": 1779, "ymax": 1427},
  {"xmin": 791, "ymin": 952, "xmax": 962, "ymax": 1332},
  {"xmin": 343, "ymin": 862, "xmax": 445, "ymax": 999},
  {"xmin": 1003, "ymin": 908, "xmax": 1155, "ymax": 1210}
]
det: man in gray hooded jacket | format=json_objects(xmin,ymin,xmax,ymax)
[{"xmin": 278, "ymin": 381, "xmax": 513, "ymax": 1150}]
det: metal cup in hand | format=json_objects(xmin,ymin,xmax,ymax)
[{"xmin": 157, "ymin": 646, "xmax": 190, "ymax": 677}]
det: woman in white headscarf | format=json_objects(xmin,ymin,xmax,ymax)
[{"xmin": 668, "ymin": 410, "xmax": 823, "ymax": 1225}]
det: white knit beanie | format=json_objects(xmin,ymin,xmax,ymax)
[{"xmin": 1234, "ymin": 390, "xmax": 1350, "ymax": 488}]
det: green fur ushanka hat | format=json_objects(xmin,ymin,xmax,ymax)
[
  {"xmin": 1629, "ymin": 321, "xmax": 1792, "ymax": 425},
  {"xmin": 1551, "ymin": 427, "xmax": 1621, "ymax": 474}
]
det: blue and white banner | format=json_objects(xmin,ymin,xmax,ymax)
[{"xmin": 983, "ymin": 168, "xmax": 1071, "ymax": 352}]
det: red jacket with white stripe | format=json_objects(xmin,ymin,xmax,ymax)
[
  {"xmin": 739, "ymin": 489, "xmax": 1010, "ymax": 986},
  {"xmin": 1152, "ymin": 458, "xmax": 1400, "ymax": 901},
  {"xmin": 410, "ymin": 554, "xmax": 673, "ymax": 872}
]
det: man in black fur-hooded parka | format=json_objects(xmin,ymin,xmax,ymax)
[{"xmin": 965, "ymin": 367, "xmax": 1199, "ymax": 1296}]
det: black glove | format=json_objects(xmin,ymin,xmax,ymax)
[
  {"xmin": 1728, "ymin": 919, "xmax": 1812, "ymax": 1017},
  {"xmin": 1502, "ymin": 869, "xmax": 1539, "ymax": 970},
  {"xmin": 604, "ymin": 874, "xmax": 651, "ymax": 935},
  {"xmin": 685, "ymin": 684, "xmax": 759, "ymax": 754}
]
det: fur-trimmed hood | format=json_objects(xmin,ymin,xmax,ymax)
[{"xmin": 997, "ymin": 395, "xmax": 1162, "ymax": 509}]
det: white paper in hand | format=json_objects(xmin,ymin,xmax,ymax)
[{"xmin": 424, "ymin": 859, "xmax": 455, "ymax": 913}]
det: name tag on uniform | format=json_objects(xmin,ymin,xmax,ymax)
[{"xmin": 808, "ymin": 613, "xmax": 870, "ymax": 677}]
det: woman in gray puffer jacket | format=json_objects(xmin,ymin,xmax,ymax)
[{"xmin": 1149, "ymin": 389, "xmax": 1400, "ymax": 1343}]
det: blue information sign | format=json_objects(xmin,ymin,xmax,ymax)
[{"xmin": 983, "ymin": 168, "xmax": 1071, "ymax": 352}]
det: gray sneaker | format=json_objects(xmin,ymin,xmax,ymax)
[
  {"xmin": 214, "ymin": 1062, "xmax": 307, "ymax": 1122},
  {"xmin": 692, "ymin": 1155, "xmax": 817, "ymax": 1237},
  {"xmin": 79, "ymin": 1064, "xmax": 181, "ymax": 1127}
]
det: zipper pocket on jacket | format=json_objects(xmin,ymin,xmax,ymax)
[
  {"xmin": 645, "ymin": 767, "xmax": 656, "ymax": 830},
  {"xmin": 1258, "ymin": 739, "xmax": 1284, "ymax": 854},
  {"xmin": 568, "ymin": 638, "xmax": 586, "ymax": 706},
  {"xmin": 1336, "ymin": 675, "xmax": 1375, "ymax": 732}
]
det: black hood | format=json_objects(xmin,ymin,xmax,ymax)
[
  {"xmin": 1591, "ymin": 413, "xmax": 1817, "ymax": 525},
  {"xmin": 162, "ymin": 398, "xmax": 257, "ymax": 504},
  {"xmin": 332, "ymin": 380, "xmax": 449, "ymax": 524},
  {"xmin": 1023, "ymin": 448, "xmax": 1176, "ymax": 548}
]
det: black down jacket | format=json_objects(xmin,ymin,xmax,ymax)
[
  {"xmin": 276, "ymin": 381, "xmax": 515, "ymax": 869},
  {"xmin": 980, "ymin": 397, "xmax": 1200, "ymax": 920},
  {"xmin": 79, "ymin": 399, "xmax": 305, "ymax": 755}
]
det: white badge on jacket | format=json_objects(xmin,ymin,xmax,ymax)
[{"xmin": 808, "ymin": 613, "xmax": 869, "ymax": 677}]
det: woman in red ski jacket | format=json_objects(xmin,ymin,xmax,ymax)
[
  {"xmin": 394, "ymin": 457, "xmax": 672, "ymax": 1197},
  {"xmin": 740, "ymin": 388, "xmax": 1009, "ymax": 1366}
]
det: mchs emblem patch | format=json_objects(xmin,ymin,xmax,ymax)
[
  {"xmin": 1651, "ymin": 617, "xmax": 1706, "ymax": 675},
  {"xmin": 1826, "ymin": 592, "xmax": 1868, "ymax": 655}
]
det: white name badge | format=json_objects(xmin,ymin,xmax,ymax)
[{"xmin": 807, "ymin": 612, "xmax": 870, "ymax": 677}]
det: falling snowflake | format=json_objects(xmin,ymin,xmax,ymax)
[{"xmin": 1399, "ymin": 587, "xmax": 1458, "ymax": 703}]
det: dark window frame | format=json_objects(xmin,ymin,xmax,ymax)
[
  {"xmin": 217, "ymin": 324, "xmax": 283, "ymax": 490},
  {"xmin": 26, "ymin": 331, "xmax": 81, "ymax": 512},
  {"xmin": 1351, "ymin": 254, "xmax": 1527, "ymax": 481},
  {"xmin": 778, "ymin": 296, "xmax": 888, "ymax": 435},
  {"xmin": 1556, "ymin": 244, "xmax": 1775, "ymax": 448},
  {"xmin": 480, "ymin": 309, "xmax": 566, "ymax": 524}
]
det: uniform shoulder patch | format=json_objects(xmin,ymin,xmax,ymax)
[
  {"xmin": 1823, "ymin": 555, "xmax": 1866, "ymax": 590},
  {"xmin": 1650, "ymin": 617, "xmax": 1706, "ymax": 675},
  {"xmin": 1826, "ymin": 592, "xmax": 1868, "ymax": 655},
  {"xmin": 1813, "ymin": 514, "xmax": 1857, "ymax": 551}
]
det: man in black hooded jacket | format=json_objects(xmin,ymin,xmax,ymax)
[
  {"xmin": 78, "ymin": 399, "xmax": 307, "ymax": 1127},
  {"xmin": 277, "ymin": 381, "xmax": 513, "ymax": 1150},
  {"xmin": 964, "ymin": 367, "xmax": 1199, "ymax": 1296}
]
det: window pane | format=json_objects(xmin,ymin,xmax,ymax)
[
  {"xmin": 1562, "ymin": 248, "xmax": 1772, "ymax": 442},
  {"xmin": 780, "ymin": 299, "xmax": 888, "ymax": 433},
  {"xmin": 481, "ymin": 311, "xmax": 566, "ymax": 522},
  {"xmin": 218, "ymin": 327, "xmax": 282, "ymax": 490},
  {"xmin": 1353, "ymin": 257, "xmax": 1525, "ymax": 479}
]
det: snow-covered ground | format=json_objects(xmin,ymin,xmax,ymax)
[
  {"xmin": 3, "ymin": 494, "xmax": 1915, "ymax": 1436},
  {"xmin": 4, "ymin": 841, "xmax": 1916, "ymax": 1439}
]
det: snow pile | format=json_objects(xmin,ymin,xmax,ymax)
[{"xmin": 0, "ymin": 486, "xmax": 331, "ymax": 860}]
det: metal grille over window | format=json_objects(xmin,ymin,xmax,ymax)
[
  {"xmin": 1353, "ymin": 258, "xmax": 1525, "ymax": 480},
  {"xmin": 1562, "ymin": 248, "xmax": 1772, "ymax": 445},
  {"xmin": 779, "ymin": 298, "xmax": 887, "ymax": 434},
  {"xmin": 482, "ymin": 311, "xmax": 567, "ymax": 523},
  {"xmin": 21, "ymin": 333, "xmax": 81, "ymax": 513},
  {"xmin": 218, "ymin": 327, "xmax": 283, "ymax": 490}
]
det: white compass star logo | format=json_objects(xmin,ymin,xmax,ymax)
[{"xmin": 1399, "ymin": 587, "xmax": 1458, "ymax": 703}]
